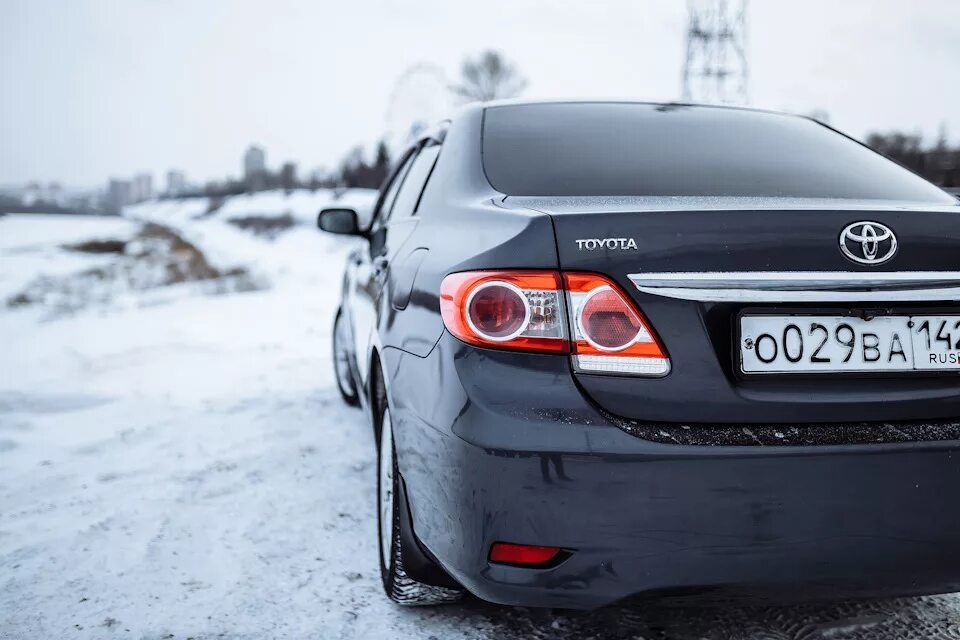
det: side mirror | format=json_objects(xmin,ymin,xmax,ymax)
[{"xmin": 317, "ymin": 207, "xmax": 362, "ymax": 235}]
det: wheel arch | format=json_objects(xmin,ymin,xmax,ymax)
[{"xmin": 372, "ymin": 345, "xmax": 463, "ymax": 592}]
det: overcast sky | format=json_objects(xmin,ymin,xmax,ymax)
[{"xmin": 2, "ymin": 0, "xmax": 958, "ymax": 189}]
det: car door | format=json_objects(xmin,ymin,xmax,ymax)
[
  {"xmin": 353, "ymin": 142, "xmax": 442, "ymax": 385},
  {"xmin": 350, "ymin": 150, "xmax": 415, "ymax": 384}
]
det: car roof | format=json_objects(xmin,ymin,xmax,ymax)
[{"xmin": 476, "ymin": 98, "xmax": 804, "ymax": 121}]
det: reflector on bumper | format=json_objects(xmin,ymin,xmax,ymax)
[{"xmin": 489, "ymin": 542, "xmax": 564, "ymax": 567}]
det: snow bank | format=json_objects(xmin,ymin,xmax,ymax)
[
  {"xmin": 124, "ymin": 197, "xmax": 209, "ymax": 225},
  {"xmin": 0, "ymin": 213, "xmax": 134, "ymax": 251},
  {"xmin": 0, "ymin": 214, "xmax": 140, "ymax": 302},
  {"xmin": 1, "ymin": 214, "xmax": 263, "ymax": 316},
  {"xmin": 120, "ymin": 189, "xmax": 369, "ymax": 293},
  {"xmin": 125, "ymin": 188, "xmax": 378, "ymax": 228}
]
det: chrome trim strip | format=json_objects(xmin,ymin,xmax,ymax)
[{"xmin": 628, "ymin": 271, "xmax": 960, "ymax": 302}]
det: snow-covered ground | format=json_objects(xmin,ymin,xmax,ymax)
[
  {"xmin": 124, "ymin": 188, "xmax": 379, "ymax": 229},
  {"xmin": 3, "ymin": 200, "xmax": 960, "ymax": 639}
]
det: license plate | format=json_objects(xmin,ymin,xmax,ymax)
[{"xmin": 740, "ymin": 314, "xmax": 960, "ymax": 374}]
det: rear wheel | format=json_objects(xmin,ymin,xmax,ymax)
[
  {"xmin": 377, "ymin": 406, "xmax": 464, "ymax": 605},
  {"xmin": 333, "ymin": 308, "xmax": 359, "ymax": 406}
]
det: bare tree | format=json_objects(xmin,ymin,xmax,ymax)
[{"xmin": 450, "ymin": 50, "xmax": 527, "ymax": 103}]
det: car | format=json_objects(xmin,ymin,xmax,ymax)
[{"xmin": 318, "ymin": 99, "xmax": 960, "ymax": 609}]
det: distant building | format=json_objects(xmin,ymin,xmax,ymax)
[
  {"xmin": 244, "ymin": 145, "xmax": 266, "ymax": 190},
  {"xmin": 244, "ymin": 145, "xmax": 266, "ymax": 176},
  {"xmin": 71, "ymin": 191, "xmax": 102, "ymax": 212},
  {"xmin": 21, "ymin": 182, "xmax": 41, "ymax": 206},
  {"xmin": 106, "ymin": 179, "xmax": 132, "ymax": 213},
  {"xmin": 166, "ymin": 170, "xmax": 187, "ymax": 196},
  {"xmin": 280, "ymin": 161, "xmax": 297, "ymax": 190},
  {"xmin": 47, "ymin": 182, "xmax": 63, "ymax": 205},
  {"xmin": 131, "ymin": 173, "xmax": 153, "ymax": 203},
  {"xmin": 19, "ymin": 181, "xmax": 65, "ymax": 206}
]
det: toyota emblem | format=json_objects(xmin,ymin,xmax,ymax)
[{"xmin": 839, "ymin": 221, "xmax": 897, "ymax": 265}]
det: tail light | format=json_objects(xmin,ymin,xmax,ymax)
[
  {"xmin": 440, "ymin": 270, "xmax": 669, "ymax": 376},
  {"xmin": 440, "ymin": 271, "xmax": 568, "ymax": 353},
  {"xmin": 564, "ymin": 273, "xmax": 670, "ymax": 376}
]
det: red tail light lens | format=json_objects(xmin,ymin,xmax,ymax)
[
  {"xmin": 489, "ymin": 542, "xmax": 562, "ymax": 566},
  {"xmin": 564, "ymin": 273, "xmax": 670, "ymax": 376},
  {"xmin": 578, "ymin": 286, "xmax": 644, "ymax": 350},
  {"xmin": 466, "ymin": 282, "xmax": 529, "ymax": 341},
  {"xmin": 440, "ymin": 270, "xmax": 669, "ymax": 375},
  {"xmin": 440, "ymin": 271, "xmax": 568, "ymax": 353}
]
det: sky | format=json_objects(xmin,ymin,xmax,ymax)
[{"xmin": 2, "ymin": 0, "xmax": 959, "ymax": 189}]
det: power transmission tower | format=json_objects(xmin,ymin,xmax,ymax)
[{"xmin": 681, "ymin": 0, "xmax": 749, "ymax": 104}]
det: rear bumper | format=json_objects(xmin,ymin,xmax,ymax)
[
  {"xmin": 442, "ymin": 434, "xmax": 960, "ymax": 609},
  {"xmin": 387, "ymin": 334, "xmax": 960, "ymax": 610}
]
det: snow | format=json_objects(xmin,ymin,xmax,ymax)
[
  {"xmin": 0, "ymin": 214, "xmax": 134, "ymax": 251},
  {"xmin": 2, "ymin": 206, "xmax": 960, "ymax": 639},
  {"xmin": 124, "ymin": 188, "xmax": 378, "ymax": 228},
  {"xmin": 123, "ymin": 197, "xmax": 210, "ymax": 226},
  {"xmin": 0, "ymin": 214, "xmax": 139, "ymax": 303}
]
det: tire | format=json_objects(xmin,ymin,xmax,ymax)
[
  {"xmin": 377, "ymin": 406, "xmax": 464, "ymax": 605},
  {"xmin": 332, "ymin": 308, "xmax": 359, "ymax": 406}
]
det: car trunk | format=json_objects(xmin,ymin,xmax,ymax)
[{"xmin": 510, "ymin": 196, "xmax": 960, "ymax": 425}]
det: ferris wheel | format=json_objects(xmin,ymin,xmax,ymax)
[{"xmin": 384, "ymin": 63, "xmax": 455, "ymax": 156}]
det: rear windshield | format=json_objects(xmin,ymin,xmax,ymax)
[{"xmin": 482, "ymin": 103, "xmax": 954, "ymax": 203}]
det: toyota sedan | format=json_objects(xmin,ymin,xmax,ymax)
[{"xmin": 318, "ymin": 100, "xmax": 960, "ymax": 609}]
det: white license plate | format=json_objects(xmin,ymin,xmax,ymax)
[{"xmin": 740, "ymin": 314, "xmax": 960, "ymax": 374}]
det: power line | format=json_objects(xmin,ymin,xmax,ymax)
[{"xmin": 681, "ymin": 0, "xmax": 749, "ymax": 104}]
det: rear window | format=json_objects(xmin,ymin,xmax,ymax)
[{"xmin": 482, "ymin": 103, "xmax": 954, "ymax": 203}]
